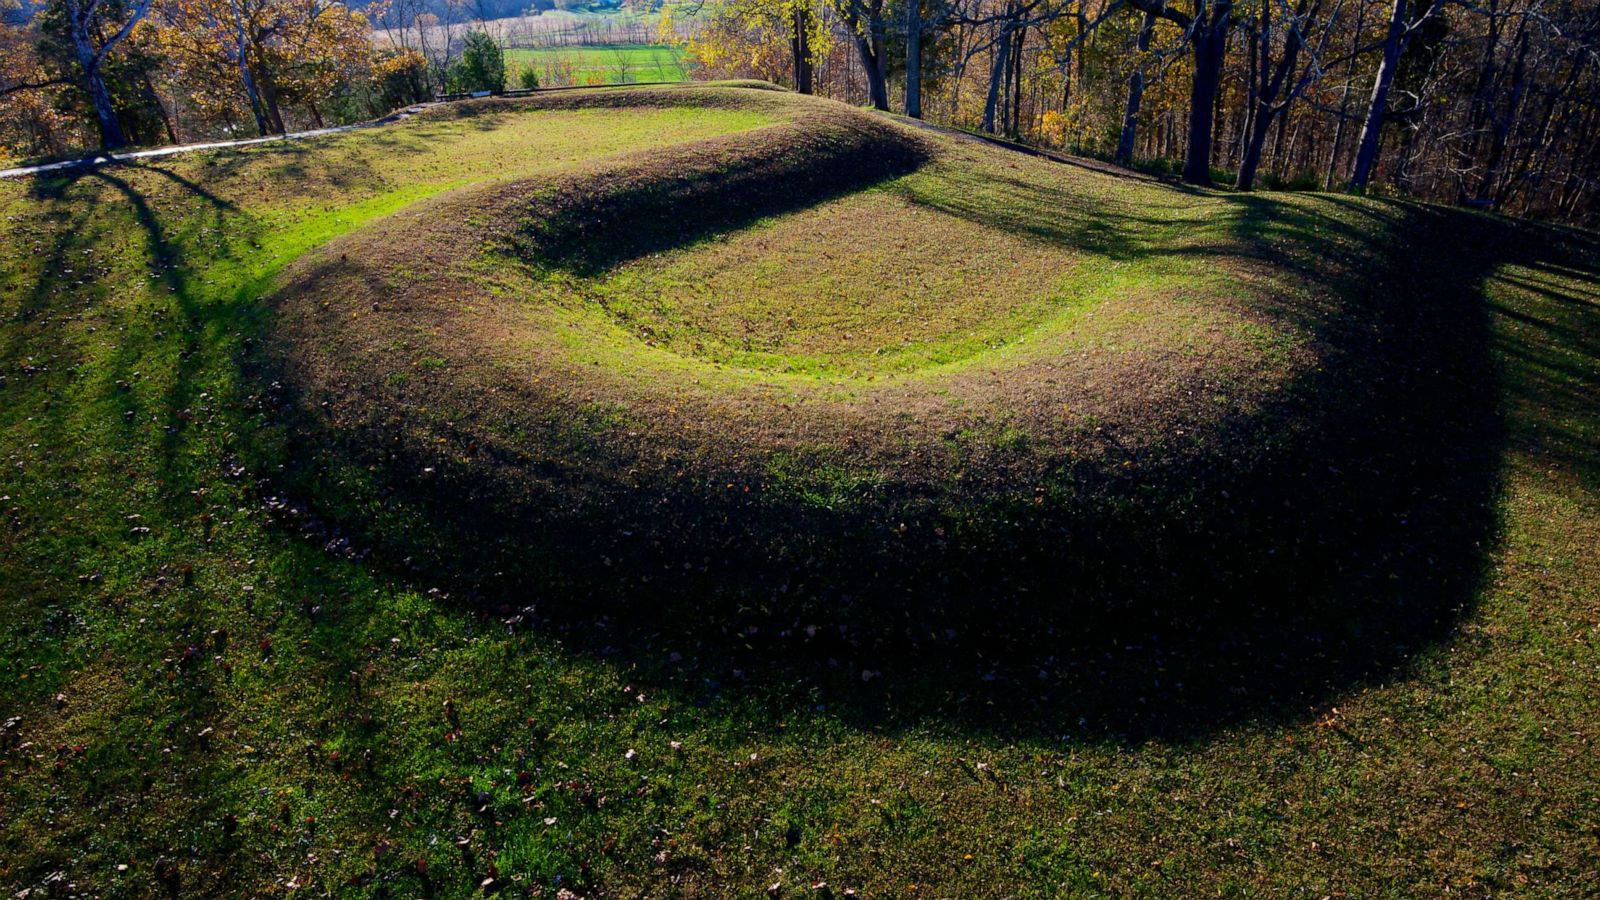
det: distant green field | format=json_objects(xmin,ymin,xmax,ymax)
[{"xmin": 506, "ymin": 43, "xmax": 686, "ymax": 86}]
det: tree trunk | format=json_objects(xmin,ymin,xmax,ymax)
[
  {"xmin": 1239, "ymin": 2, "xmax": 1261, "ymax": 168},
  {"xmin": 1116, "ymin": 10, "xmax": 1157, "ymax": 166},
  {"xmin": 1237, "ymin": 105, "xmax": 1278, "ymax": 190},
  {"xmin": 855, "ymin": 36, "xmax": 888, "ymax": 110},
  {"xmin": 1213, "ymin": 26, "xmax": 1231, "ymax": 165},
  {"xmin": 66, "ymin": 16, "xmax": 126, "ymax": 148},
  {"xmin": 1009, "ymin": 23, "xmax": 1025, "ymax": 136},
  {"xmin": 238, "ymin": 50, "xmax": 270, "ymax": 136},
  {"xmin": 1182, "ymin": 4, "xmax": 1232, "ymax": 185},
  {"xmin": 1350, "ymin": 0, "xmax": 1413, "ymax": 190},
  {"xmin": 849, "ymin": 0, "xmax": 889, "ymax": 111},
  {"xmin": 791, "ymin": 5, "xmax": 814, "ymax": 94},
  {"xmin": 82, "ymin": 60, "xmax": 125, "ymax": 149},
  {"xmin": 258, "ymin": 66, "xmax": 286, "ymax": 134},
  {"xmin": 905, "ymin": 0, "xmax": 922, "ymax": 117},
  {"xmin": 143, "ymin": 72, "xmax": 177, "ymax": 145},
  {"xmin": 230, "ymin": 0, "xmax": 272, "ymax": 138},
  {"xmin": 982, "ymin": 20, "xmax": 1013, "ymax": 133},
  {"xmin": 1269, "ymin": 99, "xmax": 1289, "ymax": 172}
]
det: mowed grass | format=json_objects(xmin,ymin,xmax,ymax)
[
  {"xmin": 528, "ymin": 190, "xmax": 1100, "ymax": 377},
  {"xmin": 512, "ymin": 151, "xmax": 1292, "ymax": 383},
  {"xmin": 507, "ymin": 44, "xmax": 686, "ymax": 86},
  {"xmin": 1, "ymin": 85, "xmax": 1599, "ymax": 897}
]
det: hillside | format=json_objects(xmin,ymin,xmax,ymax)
[{"xmin": 1, "ymin": 83, "xmax": 1597, "ymax": 895}]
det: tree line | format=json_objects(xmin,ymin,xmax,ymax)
[
  {"xmin": 681, "ymin": 0, "xmax": 1600, "ymax": 222},
  {"xmin": 3, "ymin": 0, "xmax": 1597, "ymax": 224}
]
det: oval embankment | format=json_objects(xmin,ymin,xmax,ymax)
[{"xmin": 263, "ymin": 86, "xmax": 1494, "ymax": 616}]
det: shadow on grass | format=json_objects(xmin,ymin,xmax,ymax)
[
  {"xmin": 509, "ymin": 113, "xmax": 931, "ymax": 274},
  {"xmin": 1, "ymin": 162, "xmax": 302, "ymax": 893},
  {"xmin": 249, "ymin": 166, "xmax": 1600, "ymax": 746}
]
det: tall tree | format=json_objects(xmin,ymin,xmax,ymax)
[
  {"xmin": 981, "ymin": 0, "xmax": 1019, "ymax": 131},
  {"xmin": 56, "ymin": 0, "xmax": 156, "ymax": 148},
  {"xmin": 678, "ymin": 0, "xmax": 824, "ymax": 95},
  {"xmin": 1235, "ymin": 0, "xmax": 1325, "ymax": 190},
  {"xmin": 1348, "ymin": 0, "xmax": 1443, "ymax": 189},
  {"xmin": 1116, "ymin": 8, "xmax": 1157, "ymax": 165},
  {"xmin": 842, "ymin": 0, "xmax": 890, "ymax": 109},
  {"xmin": 1127, "ymin": 0, "xmax": 1238, "ymax": 184}
]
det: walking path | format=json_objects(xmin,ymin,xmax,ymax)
[
  {"xmin": 0, "ymin": 87, "xmax": 1148, "ymax": 184},
  {"xmin": 0, "ymin": 105, "xmax": 435, "ymax": 180}
]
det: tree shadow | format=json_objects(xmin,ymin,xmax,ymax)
[{"xmin": 10, "ymin": 159, "xmax": 281, "ymax": 502}]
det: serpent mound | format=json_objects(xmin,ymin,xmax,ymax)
[{"xmin": 265, "ymin": 86, "xmax": 1500, "ymax": 612}]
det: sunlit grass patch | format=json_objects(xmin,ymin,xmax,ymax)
[{"xmin": 505, "ymin": 43, "xmax": 687, "ymax": 86}]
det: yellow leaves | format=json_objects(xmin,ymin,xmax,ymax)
[
  {"xmin": 154, "ymin": 0, "xmax": 377, "ymax": 118},
  {"xmin": 1038, "ymin": 109, "xmax": 1070, "ymax": 148},
  {"xmin": 684, "ymin": 0, "xmax": 833, "ymax": 83},
  {"xmin": 654, "ymin": 3, "xmax": 679, "ymax": 45},
  {"xmin": 373, "ymin": 49, "xmax": 428, "ymax": 81}
]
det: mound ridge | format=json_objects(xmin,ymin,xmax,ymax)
[
  {"xmin": 512, "ymin": 101, "xmax": 930, "ymax": 272},
  {"xmin": 264, "ymin": 85, "xmax": 1502, "ymax": 615}
]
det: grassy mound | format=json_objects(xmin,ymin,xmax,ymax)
[
  {"xmin": 269, "ymin": 85, "xmax": 1510, "ymax": 622},
  {"xmin": 4, "ymin": 82, "xmax": 1599, "ymax": 896}
]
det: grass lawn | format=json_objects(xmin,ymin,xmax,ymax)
[
  {"xmin": 1, "ymin": 84, "xmax": 1598, "ymax": 896},
  {"xmin": 506, "ymin": 44, "xmax": 687, "ymax": 86}
]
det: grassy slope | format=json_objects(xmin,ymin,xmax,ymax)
[
  {"xmin": 507, "ymin": 45, "xmax": 686, "ymax": 86},
  {"xmin": 1, "ymin": 85, "xmax": 1597, "ymax": 896},
  {"xmin": 498, "ymin": 145, "xmax": 1291, "ymax": 384}
]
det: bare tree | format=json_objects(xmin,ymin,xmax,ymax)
[
  {"xmin": 1116, "ymin": 8, "xmax": 1158, "ymax": 164},
  {"xmin": 1349, "ymin": 0, "xmax": 1446, "ymax": 189}
]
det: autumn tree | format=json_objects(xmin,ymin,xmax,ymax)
[
  {"xmin": 2, "ymin": 0, "xmax": 62, "ymax": 100},
  {"xmin": 156, "ymin": 0, "xmax": 373, "ymax": 136},
  {"xmin": 371, "ymin": 47, "xmax": 431, "ymax": 108},
  {"xmin": 1, "ymin": 5, "xmax": 78, "ymax": 157},
  {"xmin": 1118, "ymin": 0, "xmax": 1235, "ymax": 184},
  {"xmin": 36, "ymin": 0, "xmax": 158, "ymax": 148},
  {"xmin": 676, "ymin": 0, "xmax": 829, "ymax": 94}
]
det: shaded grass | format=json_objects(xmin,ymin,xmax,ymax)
[{"xmin": 0, "ymin": 84, "xmax": 1597, "ymax": 897}]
